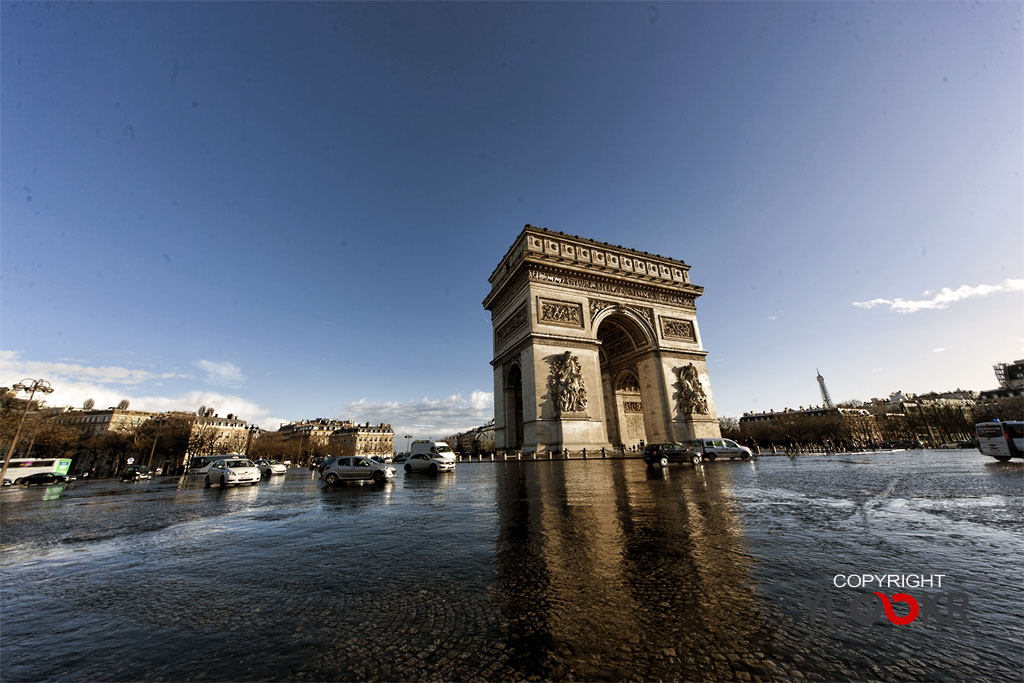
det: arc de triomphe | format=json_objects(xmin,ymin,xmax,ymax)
[{"xmin": 484, "ymin": 225, "xmax": 721, "ymax": 454}]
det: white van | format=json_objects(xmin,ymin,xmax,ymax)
[
  {"xmin": 406, "ymin": 440, "xmax": 456, "ymax": 473},
  {"xmin": 976, "ymin": 421, "xmax": 1023, "ymax": 462}
]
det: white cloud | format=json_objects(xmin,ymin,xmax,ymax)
[
  {"xmin": 195, "ymin": 360, "xmax": 245, "ymax": 386},
  {"xmin": 343, "ymin": 392, "xmax": 494, "ymax": 439},
  {"xmin": 0, "ymin": 349, "xmax": 185, "ymax": 385},
  {"xmin": 933, "ymin": 348, "xmax": 945, "ymax": 353},
  {"xmin": 852, "ymin": 278, "xmax": 1024, "ymax": 314},
  {"xmin": 0, "ymin": 350, "xmax": 278, "ymax": 425}
]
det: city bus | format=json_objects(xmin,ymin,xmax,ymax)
[
  {"xmin": 4, "ymin": 458, "xmax": 73, "ymax": 484},
  {"xmin": 975, "ymin": 421, "xmax": 1023, "ymax": 462}
]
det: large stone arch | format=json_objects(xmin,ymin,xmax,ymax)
[{"xmin": 484, "ymin": 225, "xmax": 720, "ymax": 454}]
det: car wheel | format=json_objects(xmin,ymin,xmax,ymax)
[
  {"xmin": 741, "ymin": 452, "xmax": 752, "ymax": 461},
  {"xmin": 372, "ymin": 470, "xmax": 385, "ymax": 484},
  {"xmin": 659, "ymin": 456, "xmax": 669, "ymax": 468},
  {"xmin": 705, "ymin": 453, "xmax": 716, "ymax": 462},
  {"xmin": 404, "ymin": 464, "xmax": 412, "ymax": 474},
  {"xmin": 430, "ymin": 464, "xmax": 439, "ymax": 474},
  {"xmin": 995, "ymin": 456, "xmax": 1011, "ymax": 462},
  {"xmin": 220, "ymin": 476, "xmax": 228, "ymax": 488},
  {"xmin": 691, "ymin": 454, "xmax": 702, "ymax": 466},
  {"xmin": 14, "ymin": 478, "xmax": 22, "ymax": 485},
  {"xmin": 325, "ymin": 472, "xmax": 339, "ymax": 485},
  {"xmin": 204, "ymin": 476, "xmax": 211, "ymax": 488}
]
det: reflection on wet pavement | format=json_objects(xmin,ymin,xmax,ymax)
[{"xmin": 1, "ymin": 451, "xmax": 1021, "ymax": 681}]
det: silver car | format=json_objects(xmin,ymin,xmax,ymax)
[
  {"xmin": 692, "ymin": 438, "xmax": 753, "ymax": 461},
  {"xmin": 321, "ymin": 456, "xmax": 395, "ymax": 485}
]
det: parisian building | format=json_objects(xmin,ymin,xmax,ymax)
[
  {"xmin": 278, "ymin": 418, "xmax": 352, "ymax": 445},
  {"xmin": 329, "ymin": 422, "xmax": 394, "ymax": 457}
]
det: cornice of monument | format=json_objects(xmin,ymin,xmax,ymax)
[{"xmin": 484, "ymin": 224, "xmax": 703, "ymax": 310}]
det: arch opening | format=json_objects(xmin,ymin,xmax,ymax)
[
  {"xmin": 504, "ymin": 364, "xmax": 524, "ymax": 450},
  {"xmin": 596, "ymin": 315, "xmax": 653, "ymax": 450}
]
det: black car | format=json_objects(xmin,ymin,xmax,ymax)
[
  {"xmin": 19, "ymin": 472, "xmax": 68, "ymax": 486},
  {"xmin": 643, "ymin": 443, "xmax": 702, "ymax": 468},
  {"xmin": 120, "ymin": 465, "xmax": 153, "ymax": 482}
]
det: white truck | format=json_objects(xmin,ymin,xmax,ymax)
[{"xmin": 405, "ymin": 440, "xmax": 457, "ymax": 473}]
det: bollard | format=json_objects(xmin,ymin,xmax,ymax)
[
  {"xmin": 582, "ymin": 448, "xmax": 587, "ymax": 459},
  {"xmin": 601, "ymin": 447, "xmax": 606, "ymax": 458}
]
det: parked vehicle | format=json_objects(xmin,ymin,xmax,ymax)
[
  {"xmin": 254, "ymin": 459, "xmax": 287, "ymax": 477},
  {"xmin": 120, "ymin": 465, "xmax": 153, "ymax": 482},
  {"xmin": 691, "ymin": 437, "xmax": 753, "ymax": 461},
  {"xmin": 643, "ymin": 443, "xmax": 702, "ymax": 468},
  {"xmin": 393, "ymin": 454, "xmax": 409, "ymax": 464},
  {"xmin": 320, "ymin": 456, "xmax": 396, "ymax": 485},
  {"xmin": 976, "ymin": 421, "xmax": 1023, "ymax": 462},
  {"xmin": 204, "ymin": 458, "xmax": 261, "ymax": 488}
]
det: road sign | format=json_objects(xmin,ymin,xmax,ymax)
[{"xmin": 127, "ymin": 457, "xmax": 135, "ymax": 465}]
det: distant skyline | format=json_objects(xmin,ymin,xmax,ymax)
[{"xmin": 3, "ymin": 2, "xmax": 1022, "ymax": 437}]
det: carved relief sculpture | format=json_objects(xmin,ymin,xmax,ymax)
[
  {"xmin": 588, "ymin": 298, "xmax": 615, "ymax": 321},
  {"xmin": 677, "ymin": 363, "xmax": 708, "ymax": 415},
  {"xmin": 548, "ymin": 351, "xmax": 589, "ymax": 414},
  {"xmin": 494, "ymin": 304, "xmax": 529, "ymax": 349},
  {"xmin": 539, "ymin": 298, "xmax": 583, "ymax": 328},
  {"xmin": 628, "ymin": 306, "xmax": 655, "ymax": 328},
  {"xmin": 661, "ymin": 316, "xmax": 696, "ymax": 341}
]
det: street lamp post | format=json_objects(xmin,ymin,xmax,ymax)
[
  {"xmin": 244, "ymin": 424, "xmax": 259, "ymax": 457},
  {"xmin": 2, "ymin": 379, "xmax": 54, "ymax": 483}
]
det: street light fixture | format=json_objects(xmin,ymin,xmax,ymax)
[{"xmin": 2, "ymin": 379, "xmax": 55, "ymax": 482}]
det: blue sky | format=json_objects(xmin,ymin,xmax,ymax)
[{"xmin": 2, "ymin": 2, "xmax": 1022, "ymax": 436}]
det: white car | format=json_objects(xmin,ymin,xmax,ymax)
[
  {"xmin": 402, "ymin": 452, "xmax": 456, "ymax": 474},
  {"xmin": 254, "ymin": 459, "xmax": 287, "ymax": 477},
  {"xmin": 204, "ymin": 458, "xmax": 262, "ymax": 488},
  {"xmin": 320, "ymin": 456, "xmax": 395, "ymax": 485}
]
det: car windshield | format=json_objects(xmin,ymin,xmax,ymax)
[
  {"xmin": 225, "ymin": 460, "xmax": 252, "ymax": 468},
  {"xmin": 269, "ymin": 460, "xmax": 281, "ymax": 465}
]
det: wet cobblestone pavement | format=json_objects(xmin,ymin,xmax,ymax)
[{"xmin": 1, "ymin": 451, "xmax": 1021, "ymax": 681}]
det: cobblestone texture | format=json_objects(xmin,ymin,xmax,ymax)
[{"xmin": 1, "ymin": 451, "xmax": 1021, "ymax": 681}]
